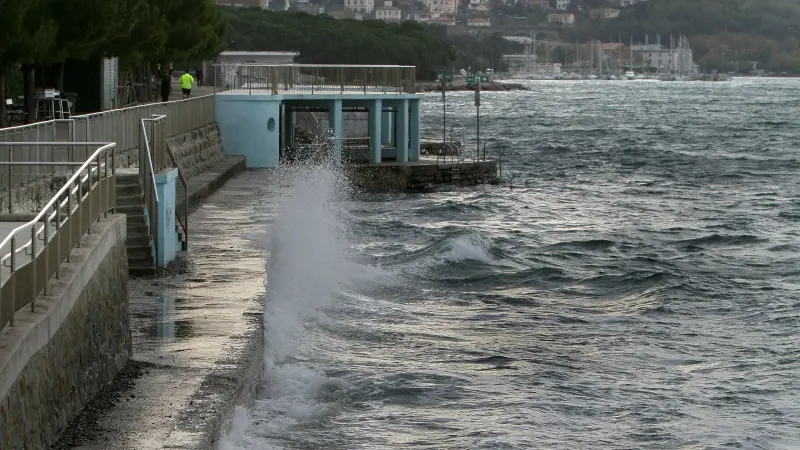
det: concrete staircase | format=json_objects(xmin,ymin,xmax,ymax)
[{"xmin": 115, "ymin": 171, "xmax": 155, "ymax": 274}]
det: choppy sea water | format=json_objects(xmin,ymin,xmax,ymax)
[{"xmin": 220, "ymin": 78, "xmax": 800, "ymax": 449}]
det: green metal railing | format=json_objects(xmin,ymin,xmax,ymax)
[{"xmin": 0, "ymin": 142, "xmax": 116, "ymax": 331}]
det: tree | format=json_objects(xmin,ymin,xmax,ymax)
[
  {"xmin": 152, "ymin": 0, "xmax": 226, "ymax": 65},
  {"xmin": 0, "ymin": 0, "xmax": 57, "ymax": 124}
]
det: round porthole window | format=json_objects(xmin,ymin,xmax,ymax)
[{"xmin": 267, "ymin": 117, "xmax": 276, "ymax": 132}]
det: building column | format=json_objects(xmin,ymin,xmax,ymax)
[
  {"xmin": 381, "ymin": 108, "xmax": 393, "ymax": 144},
  {"xmin": 409, "ymin": 98, "xmax": 421, "ymax": 161},
  {"xmin": 395, "ymin": 99, "xmax": 409, "ymax": 162},
  {"xmin": 368, "ymin": 98, "xmax": 382, "ymax": 165},
  {"xmin": 328, "ymin": 99, "xmax": 343, "ymax": 163}
]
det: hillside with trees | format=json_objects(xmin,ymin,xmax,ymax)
[
  {"xmin": 569, "ymin": 0, "xmax": 800, "ymax": 73},
  {"xmin": 222, "ymin": 8, "xmax": 456, "ymax": 80}
]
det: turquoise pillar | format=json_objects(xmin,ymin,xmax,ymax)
[
  {"xmin": 409, "ymin": 98, "xmax": 421, "ymax": 161},
  {"xmin": 368, "ymin": 99, "xmax": 382, "ymax": 165},
  {"xmin": 155, "ymin": 168, "xmax": 181, "ymax": 267},
  {"xmin": 328, "ymin": 99, "xmax": 344, "ymax": 162},
  {"xmin": 395, "ymin": 99, "xmax": 409, "ymax": 162},
  {"xmin": 381, "ymin": 109, "xmax": 393, "ymax": 144}
]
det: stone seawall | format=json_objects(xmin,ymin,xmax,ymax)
[
  {"xmin": 167, "ymin": 123, "xmax": 226, "ymax": 177},
  {"xmin": 346, "ymin": 160, "xmax": 498, "ymax": 193},
  {"xmin": 0, "ymin": 215, "xmax": 130, "ymax": 449}
]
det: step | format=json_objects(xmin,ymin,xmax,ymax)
[
  {"xmin": 117, "ymin": 203, "xmax": 145, "ymax": 214},
  {"xmin": 128, "ymin": 263, "xmax": 155, "ymax": 275},
  {"xmin": 127, "ymin": 235, "xmax": 151, "ymax": 247},
  {"xmin": 128, "ymin": 245, "xmax": 152, "ymax": 260},
  {"xmin": 116, "ymin": 184, "xmax": 143, "ymax": 196},
  {"xmin": 116, "ymin": 194, "xmax": 145, "ymax": 206}
]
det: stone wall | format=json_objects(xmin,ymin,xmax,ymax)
[
  {"xmin": 0, "ymin": 215, "xmax": 130, "ymax": 449},
  {"xmin": 166, "ymin": 123, "xmax": 226, "ymax": 178}
]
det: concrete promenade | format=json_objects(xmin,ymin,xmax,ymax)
[{"xmin": 53, "ymin": 171, "xmax": 271, "ymax": 449}]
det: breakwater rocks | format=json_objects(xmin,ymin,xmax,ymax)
[{"xmin": 416, "ymin": 82, "xmax": 528, "ymax": 92}]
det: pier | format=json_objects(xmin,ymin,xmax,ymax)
[{"xmin": 0, "ymin": 63, "xmax": 499, "ymax": 449}]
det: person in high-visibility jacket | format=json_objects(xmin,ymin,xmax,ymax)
[{"xmin": 179, "ymin": 70, "xmax": 195, "ymax": 99}]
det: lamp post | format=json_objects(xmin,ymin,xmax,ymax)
[{"xmin": 438, "ymin": 71, "xmax": 452, "ymax": 141}]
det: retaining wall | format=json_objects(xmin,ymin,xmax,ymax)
[
  {"xmin": 166, "ymin": 123, "xmax": 226, "ymax": 177},
  {"xmin": 0, "ymin": 215, "xmax": 130, "ymax": 449},
  {"xmin": 346, "ymin": 160, "xmax": 498, "ymax": 193}
]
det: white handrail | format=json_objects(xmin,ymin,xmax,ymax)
[{"xmin": 0, "ymin": 143, "xmax": 115, "ymax": 280}]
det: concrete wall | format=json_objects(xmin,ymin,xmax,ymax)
[
  {"xmin": 215, "ymin": 95, "xmax": 281, "ymax": 168},
  {"xmin": 0, "ymin": 215, "xmax": 130, "ymax": 449},
  {"xmin": 346, "ymin": 160, "xmax": 498, "ymax": 192}
]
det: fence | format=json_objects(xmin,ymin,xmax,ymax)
[
  {"xmin": 71, "ymin": 95, "xmax": 214, "ymax": 171},
  {"xmin": 0, "ymin": 120, "xmax": 78, "ymax": 196},
  {"xmin": 0, "ymin": 96, "xmax": 214, "ymax": 213},
  {"xmin": 0, "ymin": 142, "xmax": 116, "ymax": 331},
  {"xmin": 213, "ymin": 64, "xmax": 417, "ymax": 95}
]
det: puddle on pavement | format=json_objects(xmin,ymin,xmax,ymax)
[{"xmin": 140, "ymin": 291, "xmax": 198, "ymax": 341}]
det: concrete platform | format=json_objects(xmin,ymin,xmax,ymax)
[
  {"xmin": 345, "ymin": 157, "xmax": 499, "ymax": 192},
  {"xmin": 177, "ymin": 156, "xmax": 247, "ymax": 216},
  {"xmin": 53, "ymin": 171, "xmax": 269, "ymax": 450}
]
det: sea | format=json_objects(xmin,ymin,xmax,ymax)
[{"xmin": 220, "ymin": 78, "xmax": 800, "ymax": 450}]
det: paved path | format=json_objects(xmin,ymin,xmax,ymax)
[{"xmin": 58, "ymin": 171, "xmax": 273, "ymax": 449}]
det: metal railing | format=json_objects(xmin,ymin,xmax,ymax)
[
  {"xmin": 0, "ymin": 120, "xmax": 80, "ymax": 195},
  {"xmin": 0, "ymin": 142, "xmax": 116, "ymax": 331},
  {"xmin": 165, "ymin": 141, "xmax": 188, "ymax": 250},
  {"xmin": 139, "ymin": 116, "xmax": 162, "ymax": 273},
  {"xmin": 436, "ymin": 142, "xmax": 461, "ymax": 167},
  {"xmin": 213, "ymin": 64, "xmax": 417, "ymax": 95},
  {"xmin": 72, "ymin": 95, "xmax": 215, "ymax": 171},
  {"xmin": 482, "ymin": 137, "xmax": 504, "ymax": 177}
]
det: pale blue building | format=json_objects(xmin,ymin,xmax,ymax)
[{"xmin": 214, "ymin": 64, "xmax": 422, "ymax": 167}]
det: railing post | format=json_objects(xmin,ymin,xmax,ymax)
[
  {"xmin": 42, "ymin": 211, "xmax": 48, "ymax": 295},
  {"xmin": 77, "ymin": 173, "xmax": 83, "ymax": 245},
  {"xmin": 7, "ymin": 149, "xmax": 12, "ymax": 214},
  {"xmin": 104, "ymin": 150, "xmax": 109, "ymax": 218},
  {"xmin": 66, "ymin": 190, "xmax": 72, "ymax": 262},
  {"xmin": 95, "ymin": 153, "xmax": 102, "ymax": 221},
  {"xmin": 10, "ymin": 236, "xmax": 15, "ymax": 324},
  {"xmin": 30, "ymin": 224, "xmax": 36, "ymax": 309}
]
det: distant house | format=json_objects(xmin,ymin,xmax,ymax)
[
  {"xmin": 555, "ymin": 0, "xmax": 570, "ymax": 10},
  {"xmin": 526, "ymin": 0, "xmax": 549, "ymax": 7},
  {"xmin": 408, "ymin": 12, "xmax": 431, "ymax": 21},
  {"xmin": 216, "ymin": 0, "xmax": 268, "ymax": 7},
  {"xmin": 590, "ymin": 7, "xmax": 620, "ymax": 19},
  {"xmin": 345, "ymin": 0, "xmax": 375, "ymax": 14},
  {"xmin": 467, "ymin": 16, "xmax": 491, "ymax": 27},
  {"xmin": 609, "ymin": 0, "xmax": 640, "ymax": 7},
  {"xmin": 428, "ymin": 0, "xmax": 458, "ymax": 14},
  {"xmin": 375, "ymin": 0, "xmax": 402, "ymax": 20},
  {"xmin": 468, "ymin": 0, "xmax": 490, "ymax": 10},
  {"xmin": 547, "ymin": 12, "xmax": 575, "ymax": 26},
  {"xmin": 430, "ymin": 15, "xmax": 457, "ymax": 25}
]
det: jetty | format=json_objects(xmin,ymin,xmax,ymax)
[{"xmin": 0, "ymin": 62, "xmax": 500, "ymax": 449}]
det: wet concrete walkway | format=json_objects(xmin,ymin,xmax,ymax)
[{"xmin": 55, "ymin": 171, "xmax": 274, "ymax": 449}]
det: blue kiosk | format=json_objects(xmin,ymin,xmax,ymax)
[{"xmin": 214, "ymin": 64, "xmax": 422, "ymax": 167}]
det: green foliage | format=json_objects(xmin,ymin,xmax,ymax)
[
  {"xmin": 0, "ymin": 0, "xmax": 57, "ymax": 67},
  {"xmin": 152, "ymin": 0, "xmax": 226, "ymax": 64},
  {"xmin": 569, "ymin": 0, "xmax": 800, "ymax": 73},
  {"xmin": 448, "ymin": 33, "xmax": 523, "ymax": 72},
  {"xmin": 221, "ymin": 8, "xmax": 456, "ymax": 80},
  {"xmin": 0, "ymin": 0, "xmax": 225, "ymax": 69}
]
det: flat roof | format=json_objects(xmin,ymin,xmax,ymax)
[{"xmin": 219, "ymin": 51, "xmax": 300, "ymax": 57}]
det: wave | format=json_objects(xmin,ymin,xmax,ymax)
[{"xmin": 674, "ymin": 234, "xmax": 767, "ymax": 249}]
